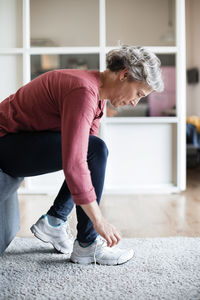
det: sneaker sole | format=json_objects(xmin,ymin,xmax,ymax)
[
  {"xmin": 70, "ymin": 249, "xmax": 134, "ymax": 266},
  {"xmin": 30, "ymin": 224, "xmax": 72, "ymax": 255}
]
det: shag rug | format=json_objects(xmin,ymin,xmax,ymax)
[{"xmin": 0, "ymin": 237, "xmax": 200, "ymax": 300}]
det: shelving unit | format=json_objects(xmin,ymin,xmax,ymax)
[{"xmin": 0, "ymin": 0, "xmax": 186, "ymax": 195}]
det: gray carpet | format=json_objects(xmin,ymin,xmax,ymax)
[{"xmin": 0, "ymin": 237, "xmax": 200, "ymax": 300}]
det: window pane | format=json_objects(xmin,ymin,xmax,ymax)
[
  {"xmin": 30, "ymin": 0, "xmax": 99, "ymax": 47},
  {"xmin": 106, "ymin": 0, "xmax": 176, "ymax": 47},
  {"xmin": 0, "ymin": 0, "xmax": 22, "ymax": 48},
  {"xmin": 0, "ymin": 55, "xmax": 23, "ymax": 101},
  {"xmin": 31, "ymin": 54, "xmax": 99, "ymax": 80},
  {"xmin": 106, "ymin": 54, "xmax": 176, "ymax": 118}
]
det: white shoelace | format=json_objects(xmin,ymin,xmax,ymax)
[
  {"xmin": 93, "ymin": 237, "xmax": 107, "ymax": 266},
  {"xmin": 63, "ymin": 218, "xmax": 107, "ymax": 266}
]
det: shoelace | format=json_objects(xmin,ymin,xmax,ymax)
[
  {"xmin": 93, "ymin": 237, "xmax": 107, "ymax": 266},
  {"xmin": 62, "ymin": 219, "xmax": 108, "ymax": 266}
]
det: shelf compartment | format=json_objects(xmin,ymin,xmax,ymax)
[
  {"xmin": 104, "ymin": 122, "xmax": 177, "ymax": 190},
  {"xmin": 30, "ymin": 0, "xmax": 99, "ymax": 47},
  {"xmin": 30, "ymin": 53, "xmax": 99, "ymax": 80},
  {"xmin": 106, "ymin": 0, "xmax": 176, "ymax": 47}
]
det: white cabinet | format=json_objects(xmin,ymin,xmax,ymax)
[{"xmin": 0, "ymin": 0, "xmax": 186, "ymax": 195}]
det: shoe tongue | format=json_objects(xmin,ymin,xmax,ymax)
[
  {"xmin": 96, "ymin": 236, "xmax": 107, "ymax": 246},
  {"xmin": 95, "ymin": 235, "xmax": 104, "ymax": 242}
]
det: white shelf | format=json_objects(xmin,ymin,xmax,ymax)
[
  {"xmin": 29, "ymin": 47, "xmax": 101, "ymax": 55},
  {"xmin": 106, "ymin": 46, "xmax": 178, "ymax": 54},
  {"xmin": 0, "ymin": 48, "xmax": 24, "ymax": 54},
  {"xmin": 104, "ymin": 183, "xmax": 180, "ymax": 194},
  {"xmin": 0, "ymin": 46, "xmax": 178, "ymax": 55},
  {"xmin": 18, "ymin": 183, "xmax": 180, "ymax": 195},
  {"xmin": 103, "ymin": 117, "xmax": 178, "ymax": 124}
]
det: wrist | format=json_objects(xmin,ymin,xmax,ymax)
[
  {"xmin": 92, "ymin": 214, "xmax": 103, "ymax": 226},
  {"xmin": 80, "ymin": 200, "xmax": 103, "ymax": 224}
]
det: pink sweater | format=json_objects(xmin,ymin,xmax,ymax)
[{"xmin": 0, "ymin": 69, "xmax": 107, "ymax": 205}]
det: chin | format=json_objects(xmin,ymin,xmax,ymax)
[
  {"xmin": 109, "ymin": 100, "xmax": 117, "ymax": 108},
  {"xmin": 114, "ymin": 101, "xmax": 121, "ymax": 107}
]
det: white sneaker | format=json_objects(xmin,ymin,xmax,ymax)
[
  {"xmin": 30, "ymin": 215, "xmax": 74, "ymax": 254},
  {"xmin": 70, "ymin": 235, "xmax": 134, "ymax": 265}
]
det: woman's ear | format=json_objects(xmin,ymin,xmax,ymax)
[{"xmin": 119, "ymin": 68, "xmax": 128, "ymax": 81}]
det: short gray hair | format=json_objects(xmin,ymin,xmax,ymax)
[{"xmin": 106, "ymin": 45, "xmax": 164, "ymax": 92}]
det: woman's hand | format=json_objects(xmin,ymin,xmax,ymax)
[
  {"xmin": 93, "ymin": 216, "xmax": 121, "ymax": 247},
  {"xmin": 80, "ymin": 200, "xmax": 121, "ymax": 247}
]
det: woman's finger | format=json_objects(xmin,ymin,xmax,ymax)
[
  {"xmin": 105, "ymin": 235, "xmax": 112, "ymax": 247},
  {"xmin": 114, "ymin": 231, "xmax": 121, "ymax": 244},
  {"xmin": 109, "ymin": 234, "xmax": 118, "ymax": 247}
]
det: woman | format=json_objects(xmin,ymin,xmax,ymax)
[{"xmin": 0, "ymin": 45, "xmax": 163, "ymax": 265}]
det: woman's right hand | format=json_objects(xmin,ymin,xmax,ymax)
[
  {"xmin": 80, "ymin": 200, "xmax": 121, "ymax": 247},
  {"xmin": 93, "ymin": 216, "xmax": 121, "ymax": 247}
]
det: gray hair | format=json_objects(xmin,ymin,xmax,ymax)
[{"xmin": 106, "ymin": 45, "xmax": 164, "ymax": 92}]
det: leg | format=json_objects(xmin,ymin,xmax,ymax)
[
  {"xmin": 76, "ymin": 135, "xmax": 109, "ymax": 243},
  {"xmin": 47, "ymin": 180, "xmax": 74, "ymax": 221},
  {"xmin": 0, "ymin": 131, "xmax": 63, "ymax": 177},
  {"xmin": 0, "ymin": 131, "xmax": 74, "ymax": 220},
  {"xmin": 70, "ymin": 136, "xmax": 134, "ymax": 265}
]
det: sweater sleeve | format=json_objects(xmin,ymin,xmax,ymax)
[
  {"xmin": 90, "ymin": 117, "xmax": 100, "ymax": 137},
  {"xmin": 61, "ymin": 87, "xmax": 97, "ymax": 205},
  {"xmin": 89, "ymin": 100, "xmax": 107, "ymax": 137}
]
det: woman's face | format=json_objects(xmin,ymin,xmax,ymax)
[{"xmin": 108, "ymin": 69, "xmax": 153, "ymax": 108}]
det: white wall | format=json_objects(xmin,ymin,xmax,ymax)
[{"xmin": 186, "ymin": 0, "xmax": 200, "ymax": 116}]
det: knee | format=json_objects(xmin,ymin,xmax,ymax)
[
  {"xmin": 98, "ymin": 138, "xmax": 109, "ymax": 158},
  {"xmin": 89, "ymin": 135, "xmax": 109, "ymax": 159}
]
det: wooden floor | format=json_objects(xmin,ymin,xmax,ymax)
[{"xmin": 17, "ymin": 166, "xmax": 200, "ymax": 238}]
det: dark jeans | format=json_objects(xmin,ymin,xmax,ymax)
[{"xmin": 0, "ymin": 131, "xmax": 109, "ymax": 243}]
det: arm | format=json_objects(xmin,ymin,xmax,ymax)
[
  {"xmin": 61, "ymin": 90, "xmax": 120, "ymax": 246},
  {"xmin": 90, "ymin": 99, "xmax": 107, "ymax": 137},
  {"xmin": 81, "ymin": 201, "xmax": 121, "ymax": 247},
  {"xmin": 90, "ymin": 117, "xmax": 100, "ymax": 137},
  {"xmin": 61, "ymin": 87, "xmax": 97, "ymax": 205}
]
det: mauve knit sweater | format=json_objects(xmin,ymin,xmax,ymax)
[{"xmin": 0, "ymin": 69, "xmax": 107, "ymax": 205}]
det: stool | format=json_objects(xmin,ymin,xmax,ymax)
[{"xmin": 0, "ymin": 168, "xmax": 24, "ymax": 254}]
